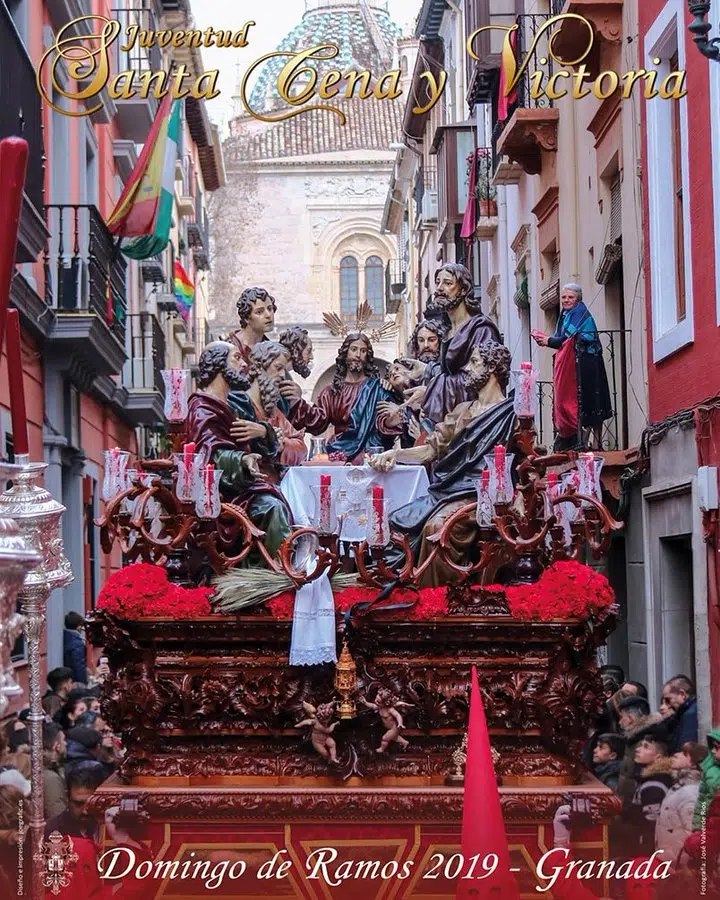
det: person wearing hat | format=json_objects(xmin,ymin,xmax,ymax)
[
  {"xmin": 591, "ymin": 733, "xmax": 625, "ymax": 792},
  {"xmin": 64, "ymin": 726, "xmax": 115, "ymax": 782}
]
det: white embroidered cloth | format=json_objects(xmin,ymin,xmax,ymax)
[{"xmin": 289, "ymin": 565, "xmax": 336, "ymax": 666}]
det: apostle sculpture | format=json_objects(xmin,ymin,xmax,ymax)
[
  {"xmin": 226, "ymin": 286, "xmax": 277, "ymax": 366},
  {"xmin": 228, "ymin": 341, "xmax": 307, "ymax": 469},
  {"xmin": 371, "ymin": 342, "xmax": 516, "ymax": 585},
  {"xmin": 185, "ymin": 341, "xmax": 293, "ymax": 556},
  {"xmin": 405, "ymin": 264, "xmax": 502, "ymax": 425}
]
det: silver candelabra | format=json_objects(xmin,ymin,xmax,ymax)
[{"xmin": 0, "ymin": 455, "xmax": 72, "ymax": 898}]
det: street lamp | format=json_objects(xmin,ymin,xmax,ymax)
[{"xmin": 688, "ymin": 1, "xmax": 720, "ymax": 60}]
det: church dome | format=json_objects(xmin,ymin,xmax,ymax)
[{"xmin": 249, "ymin": 0, "xmax": 402, "ymax": 113}]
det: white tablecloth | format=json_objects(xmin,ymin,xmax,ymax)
[{"xmin": 280, "ymin": 464, "xmax": 430, "ymax": 542}]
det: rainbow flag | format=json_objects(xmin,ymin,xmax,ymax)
[
  {"xmin": 106, "ymin": 94, "xmax": 181, "ymax": 260},
  {"xmin": 174, "ymin": 260, "xmax": 194, "ymax": 321}
]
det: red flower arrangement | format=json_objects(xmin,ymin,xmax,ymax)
[
  {"xmin": 267, "ymin": 561, "xmax": 614, "ymax": 623},
  {"xmin": 96, "ymin": 563, "xmax": 213, "ymax": 619},
  {"xmin": 499, "ymin": 560, "xmax": 616, "ymax": 621}
]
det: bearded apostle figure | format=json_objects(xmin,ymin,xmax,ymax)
[
  {"xmin": 228, "ymin": 341, "xmax": 307, "ymax": 470},
  {"xmin": 370, "ymin": 342, "xmax": 516, "ymax": 585},
  {"xmin": 404, "ymin": 264, "xmax": 501, "ymax": 426},
  {"xmin": 185, "ymin": 342, "xmax": 293, "ymax": 557}
]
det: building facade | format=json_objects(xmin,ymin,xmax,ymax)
[
  {"xmin": 213, "ymin": 0, "xmax": 408, "ymax": 397},
  {"xmin": 633, "ymin": 0, "xmax": 720, "ymax": 730},
  {"xmin": 0, "ymin": 0, "xmax": 223, "ymax": 714}
]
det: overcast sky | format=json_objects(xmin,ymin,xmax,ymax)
[{"xmin": 189, "ymin": 0, "xmax": 423, "ymax": 132}]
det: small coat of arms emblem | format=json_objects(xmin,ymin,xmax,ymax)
[{"xmin": 35, "ymin": 831, "xmax": 79, "ymax": 894}]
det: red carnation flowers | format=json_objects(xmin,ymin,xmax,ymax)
[{"xmin": 96, "ymin": 563, "xmax": 213, "ymax": 619}]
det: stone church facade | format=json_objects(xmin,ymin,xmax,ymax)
[{"xmin": 210, "ymin": 1, "xmax": 412, "ymax": 400}]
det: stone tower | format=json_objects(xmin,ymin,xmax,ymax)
[{"xmin": 211, "ymin": 0, "xmax": 411, "ymax": 400}]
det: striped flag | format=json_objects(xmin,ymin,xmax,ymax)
[
  {"xmin": 106, "ymin": 94, "xmax": 181, "ymax": 260},
  {"xmin": 174, "ymin": 259, "xmax": 194, "ymax": 321}
]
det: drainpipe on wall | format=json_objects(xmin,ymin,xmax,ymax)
[
  {"xmin": 498, "ymin": 184, "xmax": 511, "ymax": 353},
  {"xmin": 567, "ymin": 95, "xmax": 580, "ymax": 282}
]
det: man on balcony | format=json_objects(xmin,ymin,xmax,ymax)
[{"xmin": 185, "ymin": 342, "xmax": 292, "ymax": 557}]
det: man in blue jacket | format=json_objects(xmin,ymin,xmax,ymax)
[
  {"xmin": 663, "ymin": 674, "xmax": 699, "ymax": 751},
  {"xmin": 63, "ymin": 611, "xmax": 87, "ymax": 685}
]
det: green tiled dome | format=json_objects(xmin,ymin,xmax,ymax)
[{"xmin": 250, "ymin": 2, "xmax": 401, "ymax": 112}]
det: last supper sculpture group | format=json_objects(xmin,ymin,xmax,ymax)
[{"xmin": 88, "ymin": 264, "xmax": 624, "ymax": 892}]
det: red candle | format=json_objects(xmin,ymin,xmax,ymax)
[
  {"xmin": 494, "ymin": 445, "xmax": 506, "ymax": 498},
  {"xmin": 481, "ymin": 469, "xmax": 490, "ymax": 492},
  {"xmin": 183, "ymin": 442, "xmax": 195, "ymax": 468},
  {"xmin": 0, "ymin": 139, "xmax": 29, "ymax": 356},
  {"xmin": 5, "ymin": 309, "xmax": 28, "ymax": 456},
  {"xmin": 319, "ymin": 474, "xmax": 332, "ymax": 532},
  {"xmin": 520, "ymin": 361, "xmax": 532, "ymax": 370},
  {"xmin": 372, "ymin": 485, "xmax": 385, "ymax": 543}
]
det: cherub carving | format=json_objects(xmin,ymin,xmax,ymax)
[
  {"xmin": 361, "ymin": 689, "xmax": 413, "ymax": 753},
  {"xmin": 295, "ymin": 701, "xmax": 339, "ymax": 763}
]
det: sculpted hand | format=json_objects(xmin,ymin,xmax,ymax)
[
  {"xmin": 403, "ymin": 385, "xmax": 426, "ymax": 410},
  {"xmin": 274, "ymin": 426, "xmax": 286, "ymax": 451},
  {"xmin": 231, "ymin": 420, "xmax": 268, "ymax": 443},
  {"xmin": 241, "ymin": 453, "xmax": 267, "ymax": 481},
  {"xmin": 407, "ymin": 417, "xmax": 421, "ymax": 442},
  {"xmin": 368, "ymin": 450, "xmax": 397, "ymax": 473},
  {"xmin": 279, "ymin": 380, "xmax": 302, "ymax": 402},
  {"xmin": 377, "ymin": 401, "xmax": 403, "ymax": 427},
  {"xmin": 399, "ymin": 358, "xmax": 427, "ymax": 380}
]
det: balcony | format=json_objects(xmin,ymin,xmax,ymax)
[
  {"xmin": 495, "ymin": 15, "xmax": 560, "ymax": 177},
  {"xmin": 187, "ymin": 180, "xmax": 210, "ymax": 270},
  {"xmin": 431, "ymin": 123, "xmax": 476, "ymax": 244},
  {"xmin": 385, "ymin": 260, "xmax": 407, "ymax": 315},
  {"xmin": 0, "ymin": 1, "xmax": 49, "ymax": 263},
  {"xmin": 551, "ymin": 1, "xmax": 624, "ymax": 78},
  {"xmin": 122, "ymin": 312, "xmax": 167, "ymax": 425},
  {"xmin": 535, "ymin": 329, "xmax": 630, "ymax": 453},
  {"xmin": 465, "ymin": 1, "xmax": 525, "ymax": 107},
  {"xmin": 111, "ymin": 3, "xmax": 162, "ymax": 143},
  {"xmin": 474, "ymin": 148, "xmax": 499, "ymax": 242},
  {"xmin": 414, "ymin": 161, "xmax": 438, "ymax": 231},
  {"xmin": 44, "ymin": 204, "xmax": 128, "ymax": 382},
  {"xmin": 176, "ymin": 154, "xmax": 196, "ymax": 219}
]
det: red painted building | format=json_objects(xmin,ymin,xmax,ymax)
[
  {"xmin": 0, "ymin": 0, "xmax": 222, "ymax": 717},
  {"xmin": 633, "ymin": 0, "xmax": 720, "ymax": 729}
]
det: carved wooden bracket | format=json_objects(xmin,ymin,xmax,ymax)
[
  {"xmin": 496, "ymin": 109, "xmax": 560, "ymax": 177},
  {"xmin": 553, "ymin": 1, "xmax": 624, "ymax": 78}
]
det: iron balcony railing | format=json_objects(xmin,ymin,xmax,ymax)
[
  {"xmin": 111, "ymin": 3, "xmax": 163, "ymax": 74},
  {"xmin": 45, "ymin": 204, "xmax": 128, "ymax": 346},
  {"xmin": 385, "ymin": 259, "xmax": 407, "ymax": 314},
  {"xmin": 125, "ymin": 312, "xmax": 166, "ymax": 395},
  {"xmin": 551, "ymin": 0, "xmax": 566, "ymax": 16},
  {"xmin": 0, "ymin": 1, "xmax": 45, "ymax": 213},
  {"xmin": 535, "ymin": 329, "xmax": 630, "ymax": 452},
  {"xmin": 492, "ymin": 13, "xmax": 555, "ymax": 169},
  {"xmin": 187, "ymin": 178, "xmax": 210, "ymax": 269}
]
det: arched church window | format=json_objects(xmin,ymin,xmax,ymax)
[
  {"xmin": 365, "ymin": 255, "xmax": 384, "ymax": 321},
  {"xmin": 340, "ymin": 256, "xmax": 359, "ymax": 321}
]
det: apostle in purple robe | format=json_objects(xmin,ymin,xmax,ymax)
[{"xmin": 404, "ymin": 264, "xmax": 502, "ymax": 426}]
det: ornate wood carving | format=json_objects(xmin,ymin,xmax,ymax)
[
  {"xmin": 88, "ymin": 609, "xmax": 615, "ymax": 781},
  {"xmin": 497, "ymin": 110, "xmax": 560, "ymax": 177}
]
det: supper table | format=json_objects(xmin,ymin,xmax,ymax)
[{"xmin": 280, "ymin": 464, "xmax": 430, "ymax": 542}]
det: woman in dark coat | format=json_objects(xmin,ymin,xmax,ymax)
[{"xmin": 532, "ymin": 283, "xmax": 612, "ymax": 451}]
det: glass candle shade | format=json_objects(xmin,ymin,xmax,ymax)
[
  {"xmin": 484, "ymin": 447, "xmax": 515, "ymax": 505},
  {"xmin": 102, "ymin": 449, "xmax": 130, "ymax": 502},
  {"xmin": 174, "ymin": 452, "xmax": 202, "ymax": 503},
  {"xmin": 311, "ymin": 476, "xmax": 338, "ymax": 535},
  {"xmin": 576, "ymin": 453, "xmax": 604, "ymax": 506},
  {"xmin": 475, "ymin": 471, "xmax": 493, "ymax": 526},
  {"xmin": 161, "ymin": 369, "xmax": 190, "ymax": 422},
  {"xmin": 195, "ymin": 466, "xmax": 222, "ymax": 520},
  {"xmin": 366, "ymin": 488, "xmax": 389, "ymax": 547},
  {"xmin": 511, "ymin": 362, "xmax": 537, "ymax": 418}
]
